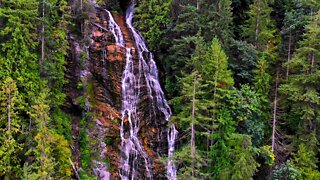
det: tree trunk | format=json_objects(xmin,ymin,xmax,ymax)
[
  {"xmin": 41, "ymin": 0, "xmax": 45, "ymax": 64},
  {"xmin": 310, "ymin": 15, "xmax": 318, "ymax": 74},
  {"xmin": 286, "ymin": 32, "xmax": 292, "ymax": 79},
  {"xmin": 191, "ymin": 75, "xmax": 196, "ymax": 177},
  {"xmin": 271, "ymin": 72, "xmax": 278, "ymax": 152},
  {"xmin": 255, "ymin": 0, "xmax": 261, "ymax": 47},
  {"xmin": 7, "ymin": 84, "xmax": 11, "ymax": 132},
  {"xmin": 210, "ymin": 57, "xmax": 219, "ymax": 148},
  {"xmin": 69, "ymin": 158, "xmax": 81, "ymax": 180}
]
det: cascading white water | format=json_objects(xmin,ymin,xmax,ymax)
[
  {"xmin": 88, "ymin": 0, "xmax": 177, "ymax": 178},
  {"xmin": 105, "ymin": 9, "xmax": 125, "ymax": 47},
  {"xmin": 167, "ymin": 125, "xmax": 178, "ymax": 179},
  {"xmin": 120, "ymin": 48, "xmax": 153, "ymax": 180},
  {"xmin": 122, "ymin": 2, "xmax": 178, "ymax": 180}
]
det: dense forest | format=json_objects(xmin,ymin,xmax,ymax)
[{"xmin": 0, "ymin": 0, "xmax": 320, "ymax": 179}]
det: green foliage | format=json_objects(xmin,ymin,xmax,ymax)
[
  {"xmin": 26, "ymin": 90, "xmax": 71, "ymax": 179},
  {"xmin": 241, "ymin": 0, "xmax": 276, "ymax": 50},
  {"xmin": 134, "ymin": 0, "xmax": 172, "ymax": 50},
  {"xmin": 210, "ymin": 108, "xmax": 259, "ymax": 180},
  {"xmin": 272, "ymin": 160, "xmax": 300, "ymax": 180},
  {"xmin": 0, "ymin": 78, "xmax": 23, "ymax": 178},
  {"xmin": 280, "ymin": 10, "xmax": 320, "ymax": 140},
  {"xmin": 202, "ymin": 0, "xmax": 234, "ymax": 49},
  {"xmin": 97, "ymin": 0, "xmax": 120, "ymax": 11},
  {"xmin": 52, "ymin": 110, "xmax": 72, "ymax": 141},
  {"xmin": 174, "ymin": 146, "xmax": 208, "ymax": 179},
  {"xmin": 0, "ymin": 0, "xmax": 40, "ymax": 97},
  {"xmin": 79, "ymin": 117, "xmax": 93, "ymax": 173},
  {"xmin": 292, "ymin": 144, "xmax": 320, "ymax": 179},
  {"xmin": 229, "ymin": 40, "xmax": 258, "ymax": 85},
  {"xmin": 0, "ymin": 1, "xmax": 71, "ymax": 178},
  {"xmin": 259, "ymin": 145, "xmax": 275, "ymax": 166},
  {"xmin": 79, "ymin": 170, "xmax": 98, "ymax": 180},
  {"xmin": 203, "ymin": 37, "xmax": 234, "ymax": 88},
  {"xmin": 235, "ymin": 85, "xmax": 266, "ymax": 146},
  {"xmin": 41, "ymin": 0, "xmax": 69, "ymax": 107}
]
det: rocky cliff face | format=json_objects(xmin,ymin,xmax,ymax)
[{"xmin": 63, "ymin": 2, "xmax": 172, "ymax": 179}]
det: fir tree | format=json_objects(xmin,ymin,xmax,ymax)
[
  {"xmin": 0, "ymin": 78, "xmax": 23, "ymax": 178},
  {"xmin": 242, "ymin": 0, "xmax": 276, "ymax": 50},
  {"xmin": 280, "ymin": 10, "xmax": 320, "ymax": 141}
]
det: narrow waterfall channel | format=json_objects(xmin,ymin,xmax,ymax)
[{"xmin": 91, "ymin": 1, "xmax": 178, "ymax": 179}]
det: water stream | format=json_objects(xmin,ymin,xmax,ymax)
[
  {"xmin": 121, "ymin": 2, "xmax": 178, "ymax": 180},
  {"xmin": 104, "ymin": 9, "xmax": 124, "ymax": 47},
  {"xmin": 88, "ymin": 0, "xmax": 177, "ymax": 179}
]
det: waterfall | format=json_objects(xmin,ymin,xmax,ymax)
[
  {"xmin": 105, "ymin": 9, "xmax": 125, "ymax": 47},
  {"xmin": 120, "ymin": 48, "xmax": 153, "ymax": 179},
  {"xmin": 88, "ymin": 0, "xmax": 177, "ymax": 178},
  {"xmin": 122, "ymin": 2, "xmax": 178, "ymax": 180}
]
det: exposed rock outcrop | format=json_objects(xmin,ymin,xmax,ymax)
[{"xmin": 64, "ymin": 2, "xmax": 171, "ymax": 179}]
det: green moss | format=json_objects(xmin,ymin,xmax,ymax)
[
  {"xmin": 79, "ymin": 51, "xmax": 87, "ymax": 69},
  {"xmin": 77, "ymin": 81, "xmax": 84, "ymax": 90},
  {"xmin": 75, "ymin": 96, "xmax": 86, "ymax": 108},
  {"xmin": 103, "ymin": 157, "xmax": 111, "ymax": 167},
  {"xmin": 104, "ymin": 137, "xmax": 113, "ymax": 145},
  {"xmin": 79, "ymin": 117, "xmax": 92, "ymax": 172},
  {"xmin": 86, "ymin": 80, "xmax": 96, "ymax": 107},
  {"xmin": 52, "ymin": 110, "xmax": 72, "ymax": 142},
  {"xmin": 79, "ymin": 171, "xmax": 97, "ymax": 180}
]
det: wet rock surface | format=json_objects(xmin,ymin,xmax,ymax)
[{"xmin": 64, "ymin": 3, "xmax": 172, "ymax": 179}]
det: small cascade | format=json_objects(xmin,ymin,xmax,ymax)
[
  {"xmin": 121, "ymin": 2, "xmax": 178, "ymax": 180},
  {"xmin": 86, "ymin": 0, "xmax": 177, "ymax": 179},
  {"xmin": 120, "ymin": 48, "xmax": 153, "ymax": 179},
  {"xmin": 104, "ymin": 9, "xmax": 125, "ymax": 47},
  {"xmin": 167, "ymin": 125, "xmax": 178, "ymax": 179}
]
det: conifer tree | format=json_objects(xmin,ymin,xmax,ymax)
[
  {"xmin": 0, "ymin": 78, "xmax": 23, "ymax": 178},
  {"xmin": 134, "ymin": 0, "xmax": 172, "ymax": 50},
  {"xmin": 40, "ymin": 0, "xmax": 70, "ymax": 107},
  {"xmin": 210, "ymin": 107, "xmax": 259, "ymax": 179},
  {"xmin": 242, "ymin": 0, "xmax": 276, "ymax": 50},
  {"xmin": 280, "ymin": 10, "xmax": 320, "ymax": 142},
  {"xmin": 25, "ymin": 90, "xmax": 71, "ymax": 179},
  {"xmin": 170, "ymin": 35, "xmax": 209, "ymax": 179},
  {"xmin": 204, "ymin": 0, "xmax": 234, "ymax": 48},
  {"xmin": 171, "ymin": 71, "xmax": 208, "ymax": 179},
  {"xmin": 202, "ymin": 36, "xmax": 234, "ymax": 148},
  {"xmin": 292, "ymin": 143, "xmax": 320, "ymax": 179}
]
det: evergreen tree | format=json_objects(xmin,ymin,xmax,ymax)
[
  {"xmin": 171, "ymin": 71, "xmax": 208, "ymax": 179},
  {"xmin": 203, "ymin": 0, "xmax": 234, "ymax": 49},
  {"xmin": 25, "ymin": 90, "xmax": 71, "ymax": 179},
  {"xmin": 280, "ymin": 0, "xmax": 310, "ymax": 78},
  {"xmin": 292, "ymin": 143, "xmax": 320, "ymax": 179},
  {"xmin": 201, "ymin": 36, "xmax": 234, "ymax": 151},
  {"xmin": 280, "ymin": 10, "xmax": 320, "ymax": 142},
  {"xmin": 40, "ymin": 0, "xmax": 70, "ymax": 107},
  {"xmin": 134, "ymin": 0, "xmax": 172, "ymax": 51},
  {"xmin": 0, "ymin": 0, "xmax": 40, "ymax": 94},
  {"xmin": 0, "ymin": 1, "xmax": 40, "ymax": 178},
  {"xmin": 229, "ymin": 40, "xmax": 258, "ymax": 86},
  {"xmin": 210, "ymin": 107, "xmax": 259, "ymax": 179},
  {"xmin": 170, "ymin": 35, "xmax": 209, "ymax": 179},
  {"xmin": 0, "ymin": 78, "xmax": 23, "ymax": 178},
  {"xmin": 241, "ymin": 0, "xmax": 276, "ymax": 50}
]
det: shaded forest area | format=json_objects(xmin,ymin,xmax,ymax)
[
  {"xmin": 0, "ymin": 0, "xmax": 320, "ymax": 179},
  {"xmin": 134, "ymin": 0, "xmax": 320, "ymax": 179}
]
